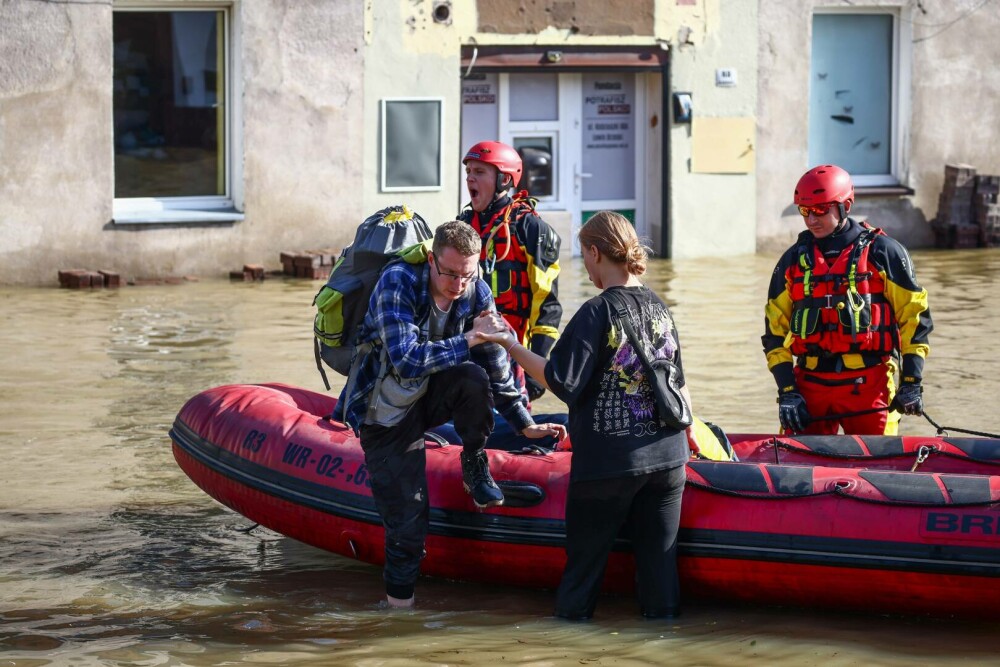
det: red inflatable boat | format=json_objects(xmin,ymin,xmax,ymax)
[{"xmin": 170, "ymin": 383, "xmax": 1000, "ymax": 618}]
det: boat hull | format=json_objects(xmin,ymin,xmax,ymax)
[{"xmin": 171, "ymin": 383, "xmax": 1000, "ymax": 617}]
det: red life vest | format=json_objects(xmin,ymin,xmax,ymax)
[
  {"xmin": 787, "ymin": 225, "xmax": 899, "ymax": 357},
  {"xmin": 469, "ymin": 193, "xmax": 537, "ymax": 341}
]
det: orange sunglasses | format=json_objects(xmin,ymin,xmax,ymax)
[{"xmin": 797, "ymin": 202, "xmax": 835, "ymax": 217}]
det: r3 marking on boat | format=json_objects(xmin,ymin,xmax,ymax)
[
  {"xmin": 923, "ymin": 511, "xmax": 1000, "ymax": 539},
  {"xmin": 242, "ymin": 429, "xmax": 266, "ymax": 453},
  {"xmin": 280, "ymin": 441, "xmax": 372, "ymax": 487}
]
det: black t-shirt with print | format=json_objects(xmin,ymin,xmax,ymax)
[{"xmin": 544, "ymin": 285, "xmax": 689, "ymax": 482}]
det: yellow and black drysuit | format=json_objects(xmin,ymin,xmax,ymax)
[
  {"xmin": 762, "ymin": 218, "xmax": 932, "ymax": 435},
  {"xmin": 459, "ymin": 191, "xmax": 562, "ymax": 400}
]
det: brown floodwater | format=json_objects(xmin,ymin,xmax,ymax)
[{"xmin": 2, "ymin": 249, "xmax": 999, "ymax": 665}]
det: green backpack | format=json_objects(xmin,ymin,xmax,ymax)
[{"xmin": 313, "ymin": 205, "xmax": 433, "ymax": 389}]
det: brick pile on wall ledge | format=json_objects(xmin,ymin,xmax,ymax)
[
  {"xmin": 932, "ymin": 164, "xmax": 1000, "ymax": 249},
  {"xmin": 58, "ymin": 269, "xmax": 121, "ymax": 289},
  {"xmin": 229, "ymin": 264, "xmax": 267, "ymax": 281},
  {"xmin": 280, "ymin": 249, "xmax": 339, "ymax": 280},
  {"xmin": 975, "ymin": 176, "xmax": 1000, "ymax": 247}
]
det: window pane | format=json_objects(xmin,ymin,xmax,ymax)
[
  {"xmin": 113, "ymin": 10, "xmax": 225, "ymax": 198},
  {"xmin": 513, "ymin": 136, "xmax": 554, "ymax": 197},
  {"xmin": 383, "ymin": 100, "xmax": 442, "ymax": 189},
  {"xmin": 509, "ymin": 73, "xmax": 558, "ymax": 121},
  {"xmin": 809, "ymin": 14, "xmax": 892, "ymax": 175},
  {"xmin": 581, "ymin": 73, "xmax": 635, "ymax": 201}
]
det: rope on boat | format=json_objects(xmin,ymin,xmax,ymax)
[
  {"xmin": 804, "ymin": 406, "xmax": 1000, "ymax": 439},
  {"xmin": 921, "ymin": 411, "xmax": 1000, "ymax": 439}
]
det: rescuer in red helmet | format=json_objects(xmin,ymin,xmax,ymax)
[
  {"xmin": 459, "ymin": 141, "xmax": 563, "ymax": 407},
  {"xmin": 762, "ymin": 164, "xmax": 933, "ymax": 435}
]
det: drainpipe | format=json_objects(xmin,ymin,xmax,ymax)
[{"xmin": 661, "ymin": 54, "xmax": 672, "ymax": 259}]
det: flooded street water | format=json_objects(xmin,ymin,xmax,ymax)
[{"xmin": 2, "ymin": 249, "xmax": 999, "ymax": 665}]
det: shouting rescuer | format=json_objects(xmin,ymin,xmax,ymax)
[{"xmin": 431, "ymin": 141, "xmax": 569, "ymax": 451}]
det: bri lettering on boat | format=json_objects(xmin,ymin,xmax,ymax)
[{"xmin": 924, "ymin": 512, "xmax": 1000, "ymax": 538}]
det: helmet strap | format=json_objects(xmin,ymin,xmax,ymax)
[
  {"xmin": 832, "ymin": 202, "xmax": 848, "ymax": 234},
  {"xmin": 495, "ymin": 172, "xmax": 512, "ymax": 196}
]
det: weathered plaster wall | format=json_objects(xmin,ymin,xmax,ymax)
[
  {"xmin": 667, "ymin": 0, "xmax": 758, "ymax": 258},
  {"xmin": 478, "ymin": 0, "xmax": 654, "ymax": 35},
  {"xmin": 755, "ymin": 0, "xmax": 812, "ymax": 254},
  {"xmin": 0, "ymin": 1, "xmax": 364, "ymax": 286},
  {"xmin": 240, "ymin": 1, "xmax": 365, "ymax": 262},
  {"xmin": 756, "ymin": 0, "xmax": 1000, "ymax": 253},
  {"xmin": 908, "ymin": 0, "xmax": 1000, "ymax": 236},
  {"xmin": 0, "ymin": 1, "xmax": 114, "ymax": 284},
  {"xmin": 361, "ymin": 0, "xmax": 469, "ymax": 227}
]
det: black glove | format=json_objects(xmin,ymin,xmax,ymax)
[
  {"xmin": 525, "ymin": 375, "xmax": 546, "ymax": 402},
  {"xmin": 778, "ymin": 391, "xmax": 810, "ymax": 433},
  {"xmin": 890, "ymin": 381, "xmax": 924, "ymax": 415}
]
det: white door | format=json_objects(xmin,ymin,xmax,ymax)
[
  {"xmin": 463, "ymin": 71, "xmax": 645, "ymax": 257},
  {"xmin": 577, "ymin": 72, "xmax": 644, "ymax": 255}
]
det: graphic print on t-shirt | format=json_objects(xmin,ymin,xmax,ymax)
[{"xmin": 592, "ymin": 301, "xmax": 678, "ymax": 437}]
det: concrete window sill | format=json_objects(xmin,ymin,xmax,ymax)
[
  {"xmin": 113, "ymin": 208, "xmax": 245, "ymax": 224},
  {"xmin": 855, "ymin": 185, "xmax": 915, "ymax": 197}
]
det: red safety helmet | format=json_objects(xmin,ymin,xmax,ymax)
[
  {"xmin": 463, "ymin": 141, "xmax": 523, "ymax": 190},
  {"xmin": 794, "ymin": 164, "xmax": 855, "ymax": 207}
]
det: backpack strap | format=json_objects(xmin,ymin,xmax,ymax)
[
  {"xmin": 315, "ymin": 338, "xmax": 331, "ymax": 390},
  {"xmin": 604, "ymin": 289, "xmax": 643, "ymax": 359},
  {"xmin": 335, "ymin": 340, "xmax": 373, "ymax": 426}
]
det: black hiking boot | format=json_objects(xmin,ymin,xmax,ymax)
[{"xmin": 460, "ymin": 450, "xmax": 504, "ymax": 508}]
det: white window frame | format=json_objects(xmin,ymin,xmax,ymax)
[
  {"xmin": 509, "ymin": 132, "xmax": 558, "ymax": 202},
  {"xmin": 112, "ymin": 1, "xmax": 244, "ymax": 224},
  {"xmin": 499, "ymin": 73, "xmax": 566, "ymax": 209},
  {"xmin": 380, "ymin": 97, "xmax": 445, "ymax": 193},
  {"xmin": 812, "ymin": 5, "xmax": 912, "ymax": 187}
]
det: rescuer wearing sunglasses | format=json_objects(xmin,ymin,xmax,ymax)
[{"xmin": 762, "ymin": 165, "xmax": 933, "ymax": 435}]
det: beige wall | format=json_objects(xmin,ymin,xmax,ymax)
[
  {"xmin": 756, "ymin": 0, "xmax": 1000, "ymax": 253},
  {"xmin": 0, "ymin": 1, "xmax": 364, "ymax": 286},
  {"xmin": 0, "ymin": 2, "xmax": 114, "ymax": 285},
  {"xmin": 667, "ymin": 0, "xmax": 758, "ymax": 259},
  {"xmin": 361, "ymin": 0, "xmax": 467, "ymax": 227},
  {"xmin": 908, "ymin": 0, "xmax": 1000, "ymax": 237}
]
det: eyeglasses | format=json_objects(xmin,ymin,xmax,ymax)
[
  {"xmin": 430, "ymin": 253, "xmax": 478, "ymax": 284},
  {"xmin": 798, "ymin": 202, "xmax": 835, "ymax": 217}
]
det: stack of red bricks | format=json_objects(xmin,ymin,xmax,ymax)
[
  {"xmin": 229, "ymin": 264, "xmax": 266, "ymax": 281},
  {"xmin": 933, "ymin": 164, "xmax": 980, "ymax": 249},
  {"xmin": 280, "ymin": 249, "xmax": 339, "ymax": 280},
  {"xmin": 974, "ymin": 174, "xmax": 1000, "ymax": 247},
  {"xmin": 58, "ymin": 269, "xmax": 121, "ymax": 289}
]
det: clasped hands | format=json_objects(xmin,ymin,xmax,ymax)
[
  {"xmin": 470, "ymin": 311, "xmax": 567, "ymax": 443},
  {"xmin": 471, "ymin": 311, "xmax": 517, "ymax": 349}
]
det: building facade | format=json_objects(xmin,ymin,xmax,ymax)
[{"xmin": 0, "ymin": 0, "xmax": 996, "ymax": 285}]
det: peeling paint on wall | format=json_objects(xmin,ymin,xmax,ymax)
[{"xmin": 477, "ymin": 0, "xmax": 654, "ymax": 36}]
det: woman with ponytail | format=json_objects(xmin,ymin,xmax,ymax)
[{"xmin": 477, "ymin": 210, "xmax": 692, "ymax": 621}]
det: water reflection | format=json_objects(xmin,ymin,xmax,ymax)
[{"xmin": 2, "ymin": 251, "xmax": 1000, "ymax": 665}]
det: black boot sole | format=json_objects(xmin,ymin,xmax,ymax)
[{"xmin": 463, "ymin": 482, "xmax": 505, "ymax": 508}]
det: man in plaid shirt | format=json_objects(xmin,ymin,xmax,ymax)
[{"xmin": 337, "ymin": 220, "xmax": 565, "ymax": 609}]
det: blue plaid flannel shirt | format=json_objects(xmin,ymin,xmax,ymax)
[{"xmin": 336, "ymin": 260, "xmax": 532, "ymax": 435}]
